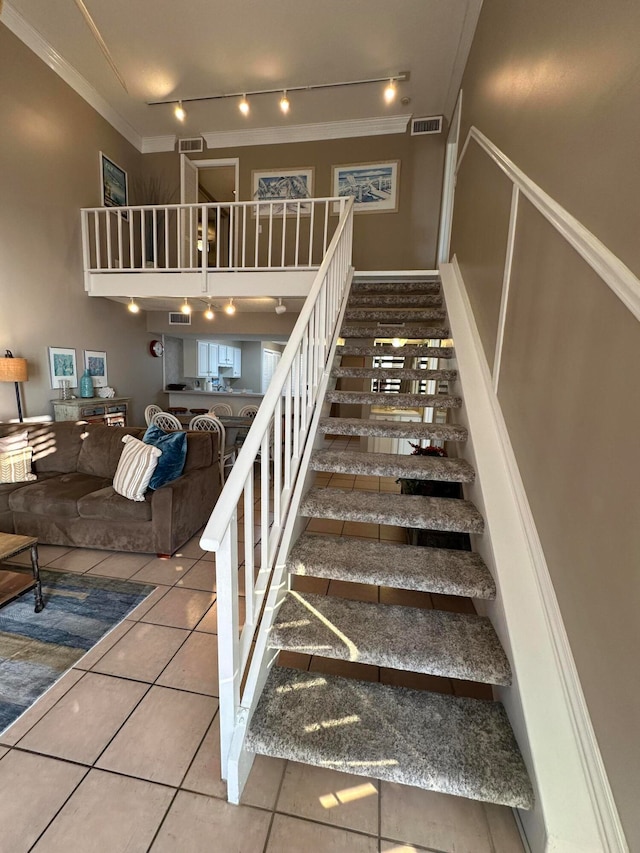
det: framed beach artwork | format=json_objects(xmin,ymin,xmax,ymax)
[
  {"xmin": 100, "ymin": 152, "xmax": 128, "ymax": 211},
  {"xmin": 252, "ymin": 167, "xmax": 314, "ymax": 215},
  {"xmin": 48, "ymin": 347, "xmax": 78, "ymax": 389},
  {"xmin": 84, "ymin": 350, "xmax": 108, "ymax": 387},
  {"xmin": 332, "ymin": 160, "xmax": 401, "ymax": 214}
]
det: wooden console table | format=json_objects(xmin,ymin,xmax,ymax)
[
  {"xmin": 0, "ymin": 532, "xmax": 44, "ymax": 613},
  {"xmin": 51, "ymin": 396, "xmax": 130, "ymax": 426}
]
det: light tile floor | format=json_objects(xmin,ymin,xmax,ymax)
[{"xmin": 0, "ymin": 435, "xmax": 526, "ymax": 852}]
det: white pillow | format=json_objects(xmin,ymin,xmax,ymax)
[
  {"xmin": 0, "ymin": 429, "xmax": 29, "ymax": 453},
  {"xmin": 0, "ymin": 446, "xmax": 36, "ymax": 483},
  {"xmin": 113, "ymin": 434, "xmax": 162, "ymax": 501}
]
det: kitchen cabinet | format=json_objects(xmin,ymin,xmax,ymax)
[
  {"xmin": 184, "ymin": 341, "xmax": 219, "ymax": 378},
  {"xmin": 217, "ymin": 345, "xmax": 233, "ymax": 367},
  {"xmin": 232, "ymin": 347, "xmax": 242, "ymax": 378}
]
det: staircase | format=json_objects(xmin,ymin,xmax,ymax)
[{"xmin": 242, "ymin": 276, "xmax": 535, "ymax": 811}]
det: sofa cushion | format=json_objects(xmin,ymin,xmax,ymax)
[
  {"xmin": 29, "ymin": 422, "xmax": 86, "ymax": 474},
  {"xmin": 8, "ymin": 473, "xmax": 111, "ymax": 518},
  {"xmin": 77, "ymin": 426, "xmax": 144, "ymax": 479},
  {"xmin": 143, "ymin": 424, "xmax": 187, "ymax": 490},
  {"xmin": 183, "ymin": 431, "xmax": 214, "ymax": 472},
  {"xmin": 77, "ymin": 486, "xmax": 153, "ymax": 522}
]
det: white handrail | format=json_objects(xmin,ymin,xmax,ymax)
[
  {"xmin": 458, "ymin": 126, "xmax": 640, "ymax": 323},
  {"xmin": 199, "ymin": 196, "xmax": 354, "ymax": 785},
  {"xmin": 80, "ymin": 197, "xmax": 344, "ymax": 273}
]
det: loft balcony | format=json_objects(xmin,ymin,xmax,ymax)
[{"xmin": 81, "ymin": 198, "xmax": 349, "ymax": 303}]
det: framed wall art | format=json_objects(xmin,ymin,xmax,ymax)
[
  {"xmin": 48, "ymin": 347, "xmax": 78, "ymax": 389},
  {"xmin": 332, "ymin": 160, "xmax": 400, "ymax": 214},
  {"xmin": 252, "ymin": 167, "xmax": 314, "ymax": 215},
  {"xmin": 84, "ymin": 350, "xmax": 108, "ymax": 387},
  {"xmin": 100, "ymin": 152, "xmax": 128, "ymax": 210}
]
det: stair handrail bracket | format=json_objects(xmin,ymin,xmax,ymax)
[{"xmin": 199, "ymin": 196, "xmax": 354, "ymax": 790}]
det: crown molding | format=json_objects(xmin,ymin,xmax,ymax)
[
  {"xmin": 200, "ymin": 114, "xmax": 412, "ymax": 150},
  {"xmin": 2, "ymin": 2, "xmax": 142, "ymax": 152},
  {"xmin": 141, "ymin": 135, "xmax": 177, "ymax": 154}
]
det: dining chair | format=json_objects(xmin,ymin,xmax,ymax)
[
  {"xmin": 150, "ymin": 411, "xmax": 183, "ymax": 431},
  {"xmin": 238, "ymin": 404, "xmax": 259, "ymax": 418},
  {"xmin": 208, "ymin": 403, "xmax": 233, "ymax": 417},
  {"xmin": 188, "ymin": 414, "xmax": 236, "ymax": 485},
  {"xmin": 144, "ymin": 404, "xmax": 162, "ymax": 426}
]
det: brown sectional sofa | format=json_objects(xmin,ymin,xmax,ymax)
[{"xmin": 0, "ymin": 422, "xmax": 221, "ymax": 556}]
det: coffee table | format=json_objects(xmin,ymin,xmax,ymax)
[{"xmin": 0, "ymin": 532, "xmax": 45, "ymax": 613}]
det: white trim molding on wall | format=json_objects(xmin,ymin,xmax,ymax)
[
  {"xmin": 456, "ymin": 127, "xmax": 640, "ymax": 326},
  {"xmin": 441, "ymin": 259, "xmax": 628, "ymax": 853}
]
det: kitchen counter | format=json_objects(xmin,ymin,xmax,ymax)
[{"xmin": 164, "ymin": 390, "xmax": 264, "ymax": 416}]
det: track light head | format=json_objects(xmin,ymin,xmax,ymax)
[
  {"xmin": 274, "ymin": 298, "xmax": 286, "ymax": 315},
  {"xmin": 181, "ymin": 298, "xmax": 191, "ymax": 315},
  {"xmin": 204, "ymin": 304, "xmax": 215, "ymax": 320},
  {"xmin": 279, "ymin": 90, "xmax": 290, "ymax": 114},
  {"xmin": 224, "ymin": 298, "xmax": 236, "ymax": 315},
  {"xmin": 384, "ymin": 79, "xmax": 397, "ymax": 104},
  {"xmin": 239, "ymin": 95, "xmax": 250, "ymax": 116},
  {"xmin": 128, "ymin": 297, "xmax": 139, "ymax": 314},
  {"xmin": 174, "ymin": 100, "xmax": 186, "ymax": 121}
]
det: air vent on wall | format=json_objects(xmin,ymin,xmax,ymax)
[
  {"xmin": 178, "ymin": 137, "xmax": 204, "ymax": 153},
  {"xmin": 411, "ymin": 116, "xmax": 443, "ymax": 135},
  {"xmin": 169, "ymin": 312, "xmax": 191, "ymax": 325}
]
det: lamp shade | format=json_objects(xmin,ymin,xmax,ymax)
[{"xmin": 0, "ymin": 357, "xmax": 28, "ymax": 382}]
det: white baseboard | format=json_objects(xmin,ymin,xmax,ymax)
[{"xmin": 440, "ymin": 260, "xmax": 627, "ymax": 853}]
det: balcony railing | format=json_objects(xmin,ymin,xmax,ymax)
[{"xmin": 81, "ymin": 198, "xmax": 347, "ymax": 276}]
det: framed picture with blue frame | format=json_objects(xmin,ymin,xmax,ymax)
[{"xmin": 332, "ymin": 160, "xmax": 401, "ymax": 214}]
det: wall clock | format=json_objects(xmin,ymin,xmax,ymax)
[{"xmin": 149, "ymin": 339, "xmax": 164, "ymax": 358}]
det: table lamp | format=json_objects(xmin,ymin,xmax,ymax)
[{"xmin": 0, "ymin": 350, "xmax": 29, "ymax": 422}]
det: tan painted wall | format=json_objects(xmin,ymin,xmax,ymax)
[
  {"xmin": 0, "ymin": 26, "xmax": 162, "ymax": 426},
  {"xmin": 452, "ymin": 0, "xmax": 640, "ymax": 845},
  {"xmin": 142, "ymin": 131, "xmax": 445, "ymax": 271}
]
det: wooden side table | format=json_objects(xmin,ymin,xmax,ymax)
[{"xmin": 0, "ymin": 533, "xmax": 45, "ymax": 613}]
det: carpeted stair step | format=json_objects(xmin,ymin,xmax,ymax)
[
  {"xmin": 311, "ymin": 449, "xmax": 475, "ymax": 482},
  {"xmin": 318, "ymin": 417, "xmax": 468, "ymax": 442},
  {"xmin": 344, "ymin": 308, "xmax": 447, "ymax": 322},
  {"xmin": 332, "ymin": 366, "xmax": 458, "ymax": 382},
  {"xmin": 348, "ymin": 293, "xmax": 443, "ymax": 307},
  {"xmin": 287, "ymin": 533, "xmax": 495, "ymax": 598},
  {"xmin": 326, "ymin": 390, "xmax": 461, "ymax": 409},
  {"xmin": 338, "ymin": 344, "xmax": 455, "ymax": 358},
  {"xmin": 300, "ymin": 487, "xmax": 484, "ymax": 533},
  {"xmin": 246, "ymin": 667, "xmax": 534, "ymax": 809},
  {"xmin": 352, "ymin": 280, "xmax": 440, "ymax": 294},
  {"xmin": 271, "ymin": 592, "xmax": 511, "ymax": 685},
  {"xmin": 341, "ymin": 324, "xmax": 450, "ymax": 339}
]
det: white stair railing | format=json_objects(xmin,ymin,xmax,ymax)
[
  {"xmin": 80, "ymin": 198, "xmax": 340, "ymax": 274},
  {"xmin": 199, "ymin": 196, "xmax": 354, "ymax": 799}
]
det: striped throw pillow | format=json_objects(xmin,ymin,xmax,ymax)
[
  {"xmin": 0, "ymin": 446, "xmax": 36, "ymax": 483},
  {"xmin": 113, "ymin": 435, "xmax": 162, "ymax": 501}
]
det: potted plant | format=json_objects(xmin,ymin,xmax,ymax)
[{"xmin": 397, "ymin": 443, "xmax": 471, "ymax": 551}]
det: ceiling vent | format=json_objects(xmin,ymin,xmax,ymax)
[
  {"xmin": 178, "ymin": 137, "xmax": 204, "ymax": 153},
  {"xmin": 411, "ymin": 116, "xmax": 443, "ymax": 136},
  {"xmin": 169, "ymin": 312, "xmax": 191, "ymax": 325}
]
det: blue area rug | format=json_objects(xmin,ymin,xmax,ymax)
[{"xmin": 0, "ymin": 570, "xmax": 155, "ymax": 733}]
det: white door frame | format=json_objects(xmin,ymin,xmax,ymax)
[
  {"xmin": 437, "ymin": 89, "xmax": 463, "ymax": 265},
  {"xmin": 181, "ymin": 158, "xmax": 241, "ymax": 267}
]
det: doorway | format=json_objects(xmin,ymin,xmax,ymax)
[{"xmin": 180, "ymin": 157, "xmax": 240, "ymax": 267}]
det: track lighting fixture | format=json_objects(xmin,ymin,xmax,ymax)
[
  {"xmin": 181, "ymin": 298, "xmax": 191, "ymax": 315},
  {"xmin": 384, "ymin": 78, "xmax": 397, "ymax": 104},
  {"xmin": 224, "ymin": 298, "xmax": 236, "ymax": 316},
  {"xmin": 274, "ymin": 298, "xmax": 287, "ymax": 315},
  {"xmin": 127, "ymin": 297, "xmax": 139, "ymax": 314},
  {"xmin": 150, "ymin": 72, "xmax": 409, "ymax": 121},
  {"xmin": 204, "ymin": 304, "xmax": 215, "ymax": 320}
]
